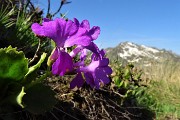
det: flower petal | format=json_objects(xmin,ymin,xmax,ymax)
[
  {"xmin": 88, "ymin": 26, "xmax": 100, "ymax": 40},
  {"xmin": 80, "ymin": 20, "xmax": 90, "ymax": 30},
  {"xmin": 64, "ymin": 19, "xmax": 78, "ymax": 37},
  {"xmin": 103, "ymin": 67, "xmax": 113, "ymax": 75},
  {"xmin": 43, "ymin": 18, "xmax": 51, "ymax": 22},
  {"xmin": 85, "ymin": 42, "xmax": 99, "ymax": 55},
  {"xmin": 64, "ymin": 27, "xmax": 92, "ymax": 47},
  {"xmin": 95, "ymin": 68, "xmax": 111, "ymax": 84},
  {"xmin": 84, "ymin": 73, "xmax": 95, "ymax": 88},
  {"xmin": 31, "ymin": 23, "xmax": 45, "ymax": 36},
  {"xmin": 52, "ymin": 51, "xmax": 73, "ymax": 76},
  {"xmin": 32, "ymin": 18, "xmax": 79, "ymax": 47},
  {"xmin": 73, "ymin": 18, "xmax": 80, "ymax": 26},
  {"xmin": 50, "ymin": 47, "xmax": 59, "ymax": 61},
  {"xmin": 99, "ymin": 58, "xmax": 109, "ymax": 67},
  {"xmin": 94, "ymin": 78, "xmax": 100, "ymax": 89},
  {"xmin": 69, "ymin": 45, "xmax": 83, "ymax": 57},
  {"xmin": 70, "ymin": 72, "xmax": 84, "ymax": 89},
  {"xmin": 31, "ymin": 19, "xmax": 62, "ymax": 42},
  {"xmin": 80, "ymin": 49, "xmax": 87, "ymax": 61}
]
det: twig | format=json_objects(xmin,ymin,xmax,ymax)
[
  {"xmin": 18, "ymin": 0, "xmax": 23, "ymax": 11},
  {"xmin": 46, "ymin": 0, "xmax": 51, "ymax": 18},
  {"xmin": 52, "ymin": 1, "xmax": 63, "ymax": 17},
  {"xmin": 53, "ymin": 106, "xmax": 80, "ymax": 120},
  {"xmin": 100, "ymin": 88, "xmax": 125, "ymax": 98},
  {"xmin": 26, "ymin": 0, "xmax": 35, "ymax": 11},
  {"xmin": 0, "ymin": 110, "xmax": 25, "ymax": 116},
  {"xmin": 100, "ymin": 102, "xmax": 112, "ymax": 120},
  {"xmin": 7, "ymin": 0, "xmax": 13, "ymax": 8},
  {"xmin": 50, "ymin": 111, "xmax": 59, "ymax": 120},
  {"xmin": 59, "ymin": 93, "xmax": 73, "ymax": 97},
  {"xmin": 29, "ymin": 38, "xmax": 41, "ymax": 65}
]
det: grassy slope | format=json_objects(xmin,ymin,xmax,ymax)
[{"xmin": 137, "ymin": 59, "xmax": 180, "ymax": 119}]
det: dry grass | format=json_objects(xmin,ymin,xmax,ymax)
[
  {"xmin": 136, "ymin": 58, "xmax": 180, "ymax": 119},
  {"xmin": 140, "ymin": 59, "xmax": 180, "ymax": 84}
]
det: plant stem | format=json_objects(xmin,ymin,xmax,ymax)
[
  {"xmin": 29, "ymin": 38, "xmax": 41, "ymax": 65},
  {"xmin": 52, "ymin": 1, "xmax": 64, "ymax": 17}
]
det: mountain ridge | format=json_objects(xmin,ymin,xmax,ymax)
[{"xmin": 106, "ymin": 41, "xmax": 180, "ymax": 65}]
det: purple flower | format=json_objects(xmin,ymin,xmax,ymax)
[
  {"xmin": 31, "ymin": 17, "xmax": 112, "ymax": 89},
  {"xmin": 31, "ymin": 18, "xmax": 100, "ymax": 48},
  {"xmin": 69, "ymin": 42, "xmax": 100, "ymax": 58},
  {"xmin": 70, "ymin": 72, "xmax": 84, "ymax": 89},
  {"xmin": 74, "ymin": 18, "xmax": 100, "ymax": 40},
  {"xmin": 71, "ymin": 50, "xmax": 112, "ymax": 89},
  {"xmin": 31, "ymin": 18, "xmax": 98, "ymax": 76},
  {"xmin": 50, "ymin": 48, "xmax": 73, "ymax": 76}
]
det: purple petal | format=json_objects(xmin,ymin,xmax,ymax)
[
  {"xmin": 70, "ymin": 72, "xmax": 84, "ymax": 89},
  {"xmin": 64, "ymin": 27, "xmax": 92, "ymax": 47},
  {"xmin": 32, "ymin": 18, "xmax": 79, "ymax": 47},
  {"xmin": 73, "ymin": 18, "xmax": 80, "ymax": 26},
  {"xmin": 90, "ymin": 49, "xmax": 106, "ymax": 60},
  {"xmin": 100, "ymin": 76, "xmax": 110, "ymax": 84},
  {"xmin": 94, "ymin": 78, "xmax": 100, "ymax": 89},
  {"xmin": 50, "ymin": 47, "xmax": 59, "ymax": 61},
  {"xmin": 31, "ymin": 23, "xmax": 45, "ymax": 36},
  {"xmin": 79, "ymin": 60, "xmax": 99, "ymax": 73},
  {"xmin": 85, "ymin": 42, "xmax": 100, "ymax": 55},
  {"xmin": 69, "ymin": 45, "xmax": 83, "ymax": 57},
  {"xmin": 74, "ymin": 61, "xmax": 85, "ymax": 67},
  {"xmin": 43, "ymin": 18, "xmax": 51, "ymax": 22},
  {"xmin": 102, "ymin": 67, "xmax": 113, "ymax": 75},
  {"xmin": 80, "ymin": 49, "xmax": 87, "ymax": 61},
  {"xmin": 88, "ymin": 26, "xmax": 100, "ymax": 40},
  {"xmin": 52, "ymin": 51, "xmax": 73, "ymax": 76},
  {"xmin": 64, "ymin": 20, "xmax": 78, "ymax": 37},
  {"xmin": 32, "ymin": 19, "xmax": 62, "ymax": 42},
  {"xmin": 84, "ymin": 73, "xmax": 95, "ymax": 88},
  {"xmin": 100, "ymin": 49, "xmax": 106, "ymax": 58},
  {"xmin": 80, "ymin": 20, "xmax": 90, "ymax": 30},
  {"xmin": 95, "ymin": 68, "xmax": 111, "ymax": 84},
  {"xmin": 99, "ymin": 58, "xmax": 109, "ymax": 67}
]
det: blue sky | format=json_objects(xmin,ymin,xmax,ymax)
[{"xmin": 36, "ymin": 0, "xmax": 180, "ymax": 55}]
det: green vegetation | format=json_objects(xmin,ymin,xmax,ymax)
[
  {"xmin": 0, "ymin": 0, "xmax": 179, "ymax": 119},
  {"xmin": 0, "ymin": 0, "xmax": 50, "ymax": 59},
  {"xmin": 136, "ymin": 59, "xmax": 180, "ymax": 119},
  {"xmin": 0, "ymin": 46, "xmax": 57, "ymax": 119}
]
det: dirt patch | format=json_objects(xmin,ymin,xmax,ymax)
[
  {"xmin": 44, "ymin": 75, "xmax": 155, "ymax": 120},
  {"xmin": 0, "ymin": 75, "xmax": 155, "ymax": 120}
]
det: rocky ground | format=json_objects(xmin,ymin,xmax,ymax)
[
  {"xmin": 1, "ymin": 75, "xmax": 155, "ymax": 120},
  {"xmin": 38, "ymin": 76, "xmax": 155, "ymax": 120}
]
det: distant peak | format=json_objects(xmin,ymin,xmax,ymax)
[{"xmin": 106, "ymin": 41, "xmax": 180, "ymax": 65}]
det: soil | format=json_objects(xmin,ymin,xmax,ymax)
[
  {"xmin": 43, "ymin": 75, "xmax": 155, "ymax": 120},
  {"xmin": 0, "ymin": 75, "xmax": 155, "ymax": 120}
]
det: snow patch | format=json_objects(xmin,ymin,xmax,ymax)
[
  {"xmin": 141, "ymin": 45, "xmax": 159, "ymax": 53},
  {"xmin": 118, "ymin": 42, "xmax": 160, "ymax": 62}
]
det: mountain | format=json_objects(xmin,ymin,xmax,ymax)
[{"xmin": 106, "ymin": 42, "xmax": 180, "ymax": 66}]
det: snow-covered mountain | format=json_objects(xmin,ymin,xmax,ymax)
[{"xmin": 106, "ymin": 42, "xmax": 180, "ymax": 65}]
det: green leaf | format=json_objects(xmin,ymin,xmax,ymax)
[
  {"xmin": 23, "ymin": 83, "xmax": 57, "ymax": 114},
  {"xmin": 134, "ymin": 71, "xmax": 143, "ymax": 80},
  {"xmin": 16, "ymin": 86, "xmax": 26, "ymax": 108},
  {"xmin": 0, "ymin": 46, "xmax": 28, "ymax": 82},
  {"xmin": 118, "ymin": 81, "xmax": 124, "ymax": 88},
  {"xmin": 128, "ymin": 63, "xmax": 134, "ymax": 68},
  {"xmin": 113, "ymin": 76, "xmax": 120, "ymax": 85},
  {"xmin": 25, "ymin": 53, "xmax": 47, "ymax": 77},
  {"xmin": 124, "ymin": 68, "xmax": 131, "ymax": 79},
  {"xmin": 51, "ymin": 40, "xmax": 56, "ymax": 48},
  {"xmin": 23, "ymin": 53, "xmax": 47, "ymax": 85},
  {"xmin": 123, "ymin": 81, "xmax": 128, "ymax": 88},
  {"xmin": 113, "ymin": 76, "xmax": 124, "ymax": 88}
]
